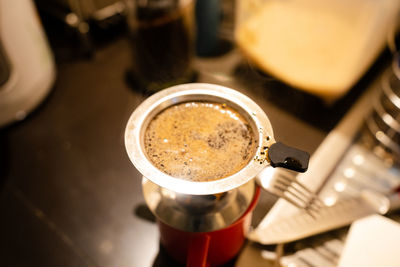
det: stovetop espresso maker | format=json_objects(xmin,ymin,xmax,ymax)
[{"xmin": 125, "ymin": 83, "xmax": 309, "ymax": 266}]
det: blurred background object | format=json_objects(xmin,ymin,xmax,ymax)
[
  {"xmin": 125, "ymin": 0, "xmax": 196, "ymax": 93},
  {"xmin": 360, "ymin": 55, "xmax": 400, "ymax": 165},
  {"xmin": 235, "ymin": 0, "xmax": 400, "ymax": 103},
  {"xmin": 195, "ymin": 0, "xmax": 221, "ymax": 56},
  {"xmin": 195, "ymin": 0, "xmax": 234, "ymax": 57},
  {"xmin": 0, "ymin": 0, "xmax": 56, "ymax": 128},
  {"xmin": 34, "ymin": 0, "xmax": 127, "ymax": 58}
]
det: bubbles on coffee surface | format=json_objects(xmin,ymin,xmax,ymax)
[{"xmin": 144, "ymin": 102, "xmax": 257, "ymax": 181}]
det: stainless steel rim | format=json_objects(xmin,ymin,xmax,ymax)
[{"xmin": 125, "ymin": 83, "xmax": 275, "ymax": 195}]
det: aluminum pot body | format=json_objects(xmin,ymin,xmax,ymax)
[{"xmin": 142, "ymin": 177, "xmax": 256, "ymax": 232}]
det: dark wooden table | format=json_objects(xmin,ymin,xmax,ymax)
[{"xmin": 0, "ymin": 33, "xmax": 387, "ymax": 267}]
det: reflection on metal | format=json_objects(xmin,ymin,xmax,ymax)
[
  {"xmin": 343, "ymin": 168, "xmax": 355, "ymax": 179},
  {"xmin": 323, "ymin": 195, "xmax": 337, "ymax": 207},
  {"xmin": 352, "ymin": 154, "xmax": 365, "ymax": 165},
  {"xmin": 334, "ymin": 181, "xmax": 346, "ymax": 192}
]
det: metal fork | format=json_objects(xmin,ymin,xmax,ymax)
[{"xmin": 257, "ymin": 168, "xmax": 324, "ymax": 217}]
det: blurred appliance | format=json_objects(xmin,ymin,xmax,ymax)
[
  {"xmin": 0, "ymin": 0, "xmax": 56, "ymax": 127},
  {"xmin": 235, "ymin": 0, "xmax": 400, "ymax": 103}
]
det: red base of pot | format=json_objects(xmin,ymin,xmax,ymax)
[{"xmin": 158, "ymin": 187, "xmax": 260, "ymax": 267}]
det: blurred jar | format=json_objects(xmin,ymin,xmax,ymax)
[{"xmin": 126, "ymin": 0, "xmax": 196, "ymax": 93}]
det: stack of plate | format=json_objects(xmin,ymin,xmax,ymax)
[{"xmin": 361, "ymin": 56, "xmax": 400, "ymax": 165}]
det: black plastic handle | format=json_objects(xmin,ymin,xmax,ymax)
[{"xmin": 268, "ymin": 142, "xmax": 310, "ymax": 173}]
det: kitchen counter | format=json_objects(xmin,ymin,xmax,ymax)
[{"xmin": 0, "ymin": 33, "xmax": 389, "ymax": 267}]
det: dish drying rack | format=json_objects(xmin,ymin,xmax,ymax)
[{"xmin": 257, "ymin": 59, "xmax": 400, "ymax": 266}]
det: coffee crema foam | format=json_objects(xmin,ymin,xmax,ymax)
[{"xmin": 144, "ymin": 102, "xmax": 257, "ymax": 181}]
